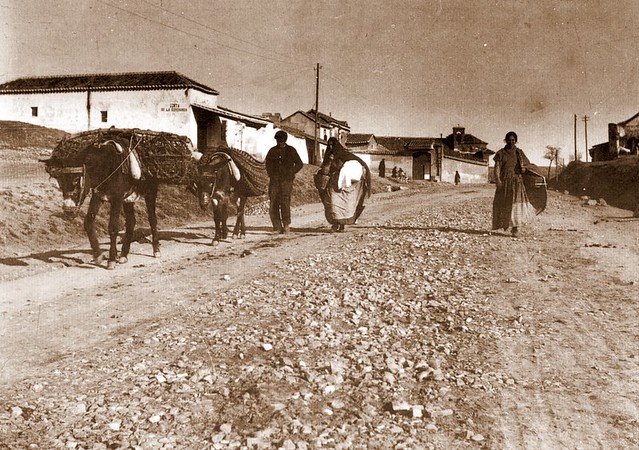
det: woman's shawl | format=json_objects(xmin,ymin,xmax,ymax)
[{"xmin": 321, "ymin": 138, "xmax": 371, "ymax": 197}]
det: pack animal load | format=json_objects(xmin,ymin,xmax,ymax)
[
  {"xmin": 199, "ymin": 146, "xmax": 269, "ymax": 196},
  {"xmin": 47, "ymin": 128, "xmax": 197, "ymax": 184},
  {"xmin": 194, "ymin": 146, "xmax": 269, "ymax": 242}
]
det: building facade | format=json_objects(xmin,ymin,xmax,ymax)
[
  {"xmin": 280, "ymin": 109, "xmax": 350, "ymax": 165},
  {"xmin": 346, "ymin": 127, "xmax": 493, "ymax": 184},
  {"xmin": 0, "ymin": 71, "xmax": 312, "ymax": 163}
]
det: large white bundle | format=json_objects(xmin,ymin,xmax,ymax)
[{"xmin": 337, "ymin": 160, "xmax": 364, "ymax": 190}]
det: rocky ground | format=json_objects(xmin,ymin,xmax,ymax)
[
  {"xmin": 0, "ymin": 123, "xmax": 637, "ymax": 449},
  {"xmin": 0, "ymin": 177, "xmax": 637, "ymax": 449}
]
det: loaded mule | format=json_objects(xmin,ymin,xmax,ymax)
[
  {"xmin": 193, "ymin": 147, "xmax": 267, "ymax": 244},
  {"xmin": 45, "ymin": 137, "xmax": 162, "ymax": 269}
]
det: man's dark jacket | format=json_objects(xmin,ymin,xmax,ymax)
[{"xmin": 265, "ymin": 144, "xmax": 303, "ymax": 182}]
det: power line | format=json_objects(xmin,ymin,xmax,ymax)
[
  {"xmin": 323, "ymin": 71, "xmax": 383, "ymax": 108},
  {"xmin": 217, "ymin": 66, "xmax": 315, "ymax": 90},
  {"xmin": 96, "ymin": 0, "xmax": 309, "ymax": 67},
  {"xmin": 136, "ymin": 0, "xmax": 311, "ymax": 67}
]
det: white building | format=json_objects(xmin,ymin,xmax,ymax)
[{"xmin": 0, "ymin": 71, "xmax": 308, "ymax": 163}]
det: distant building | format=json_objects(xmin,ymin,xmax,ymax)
[
  {"xmin": 0, "ymin": 71, "xmax": 303, "ymax": 161},
  {"xmin": 280, "ymin": 109, "xmax": 350, "ymax": 164},
  {"xmin": 592, "ymin": 112, "xmax": 639, "ymax": 161},
  {"xmin": 346, "ymin": 126, "xmax": 493, "ymax": 183}
]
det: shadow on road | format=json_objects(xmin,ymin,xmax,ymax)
[
  {"xmin": 356, "ymin": 224, "xmax": 496, "ymax": 236},
  {"xmin": 0, "ymin": 248, "xmax": 91, "ymax": 267}
]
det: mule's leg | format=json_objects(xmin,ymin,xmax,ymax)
[
  {"xmin": 212, "ymin": 205, "xmax": 222, "ymax": 244},
  {"xmin": 85, "ymin": 194, "xmax": 106, "ymax": 265},
  {"xmin": 233, "ymin": 196, "xmax": 247, "ymax": 239},
  {"xmin": 106, "ymin": 197, "xmax": 123, "ymax": 270},
  {"xmin": 144, "ymin": 180, "xmax": 161, "ymax": 257},
  {"xmin": 118, "ymin": 202, "xmax": 136, "ymax": 264},
  {"xmin": 220, "ymin": 202, "xmax": 229, "ymax": 240}
]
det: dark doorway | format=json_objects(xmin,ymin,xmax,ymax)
[{"xmin": 412, "ymin": 152, "xmax": 431, "ymax": 180}]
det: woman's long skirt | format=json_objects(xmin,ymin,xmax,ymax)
[
  {"xmin": 492, "ymin": 173, "xmax": 536, "ymax": 230},
  {"xmin": 319, "ymin": 179, "xmax": 367, "ymax": 225}
]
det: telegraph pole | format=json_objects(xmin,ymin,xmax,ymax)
[
  {"xmin": 314, "ymin": 63, "xmax": 320, "ymax": 165},
  {"xmin": 583, "ymin": 115, "xmax": 589, "ymax": 162},
  {"xmin": 573, "ymin": 114, "xmax": 578, "ymax": 161}
]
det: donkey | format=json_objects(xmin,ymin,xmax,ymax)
[
  {"xmin": 193, "ymin": 149, "xmax": 264, "ymax": 244},
  {"xmin": 46, "ymin": 138, "xmax": 160, "ymax": 269}
]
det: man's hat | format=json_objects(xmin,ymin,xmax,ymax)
[{"xmin": 275, "ymin": 130, "xmax": 288, "ymax": 142}]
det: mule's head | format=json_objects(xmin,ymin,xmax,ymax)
[
  {"xmin": 192, "ymin": 150, "xmax": 232, "ymax": 211},
  {"xmin": 44, "ymin": 160, "xmax": 87, "ymax": 216},
  {"xmin": 195, "ymin": 171, "xmax": 220, "ymax": 210}
]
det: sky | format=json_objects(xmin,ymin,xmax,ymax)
[{"xmin": 2, "ymin": 0, "xmax": 638, "ymax": 165}]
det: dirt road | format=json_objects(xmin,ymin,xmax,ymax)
[{"xmin": 0, "ymin": 183, "xmax": 637, "ymax": 448}]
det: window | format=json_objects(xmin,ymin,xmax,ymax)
[
  {"xmin": 101, "ymin": 111, "xmax": 108, "ymax": 122},
  {"xmin": 31, "ymin": 107, "xmax": 38, "ymax": 117}
]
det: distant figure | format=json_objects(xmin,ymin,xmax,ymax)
[
  {"xmin": 454, "ymin": 170, "xmax": 461, "ymax": 185},
  {"xmin": 379, "ymin": 158, "xmax": 386, "ymax": 177},
  {"xmin": 392, "ymin": 166, "xmax": 398, "ymax": 178},
  {"xmin": 397, "ymin": 168, "xmax": 406, "ymax": 181},
  {"xmin": 264, "ymin": 130, "xmax": 303, "ymax": 234},
  {"xmin": 492, "ymin": 131, "xmax": 535, "ymax": 237}
]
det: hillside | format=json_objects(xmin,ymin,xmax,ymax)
[
  {"xmin": 0, "ymin": 121, "xmax": 69, "ymax": 149},
  {"xmin": 555, "ymin": 157, "xmax": 639, "ymax": 215}
]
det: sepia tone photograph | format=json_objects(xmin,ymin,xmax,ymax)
[{"xmin": 0, "ymin": 0, "xmax": 637, "ymax": 448}]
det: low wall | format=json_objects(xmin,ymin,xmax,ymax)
[{"xmin": 441, "ymin": 157, "xmax": 488, "ymax": 184}]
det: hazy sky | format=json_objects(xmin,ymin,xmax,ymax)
[{"xmin": 2, "ymin": 0, "xmax": 638, "ymax": 164}]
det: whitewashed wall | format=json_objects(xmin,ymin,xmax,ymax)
[
  {"xmin": 441, "ymin": 157, "xmax": 488, "ymax": 184},
  {"xmin": 0, "ymin": 88, "xmax": 219, "ymax": 144},
  {"xmin": 0, "ymin": 91, "xmax": 88, "ymax": 132}
]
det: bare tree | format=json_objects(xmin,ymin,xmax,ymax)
[{"xmin": 544, "ymin": 146, "xmax": 561, "ymax": 180}]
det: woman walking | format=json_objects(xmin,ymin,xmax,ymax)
[
  {"xmin": 492, "ymin": 131, "xmax": 537, "ymax": 237},
  {"xmin": 315, "ymin": 137, "xmax": 370, "ymax": 232}
]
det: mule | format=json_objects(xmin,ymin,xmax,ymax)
[
  {"xmin": 46, "ymin": 139, "xmax": 161, "ymax": 269},
  {"xmin": 194, "ymin": 150, "xmax": 260, "ymax": 244}
]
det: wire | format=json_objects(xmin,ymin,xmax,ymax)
[
  {"xmin": 323, "ymin": 71, "xmax": 382, "ymax": 107},
  {"xmin": 219, "ymin": 66, "xmax": 315, "ymax": 90},
  {"xmin": 96, "ymin": 0, "xmax": 308, "ymax": 67},
  {"xmin": 137, "ymin": 0, "xmax": 311, "ymax": 67}
]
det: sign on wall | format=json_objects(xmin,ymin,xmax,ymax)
[{"xmin": 160, "ymin": 103, "xmax": 188, "ymax": 113}]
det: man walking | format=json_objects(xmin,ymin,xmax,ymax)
[{"xmin": 264, "ymin": 130, "xmax": 303, "ymax": 233}]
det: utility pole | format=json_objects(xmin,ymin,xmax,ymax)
[
  {"xmin": 583, "ymin": 115, "xmax": 589, "ymax": 162},
  {"xmin": 314, "ymin": 63, "xmax": 320, "ymax": 166},
  {"xmin": 573, "ymin": 114, "xmax": 578, "ymax": 161}
]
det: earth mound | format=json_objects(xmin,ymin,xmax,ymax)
[
  {"xmin": 555, "ymin": 157, "xmax": 639, "ymax": 214},
  {"xmin": 0, "ymin": 121, "xmax": 68, "ymax": 149}
]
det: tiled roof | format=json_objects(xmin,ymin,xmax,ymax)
[
  {"xmin": 619, "ymin": 112, "xmax": 639, "ymax": 126},
  {"xmin": 406, "ymin": 138, "xmax": 439, "ymax": 150},
  {"xmin": 346, "ymin": 133, "xmax": 373, "ymax": 145},
  {"xmin": 0, "ymin": 71, "xmax": 219, "ymax": 95},
  {"xmin": 444, "ymin": 132, "xmax": 487, "ymax": 146},
  {"xmin": 353, "ymin": 144, "xmax": 396, "ymax": 155},
  {"xmin": 306, "ymin": 109, "xmax": 349, "ymax": 128},
  {"xmin": 192, "ymin": 104, "xmax": 268, "ymax": 128},
  {"xmin": 375, "ymin": 136, "xmax": 420, "ymax": 154},
  {"xmin": 278, "ymin": 124, "xmax": 327, "ymax": 143}
]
